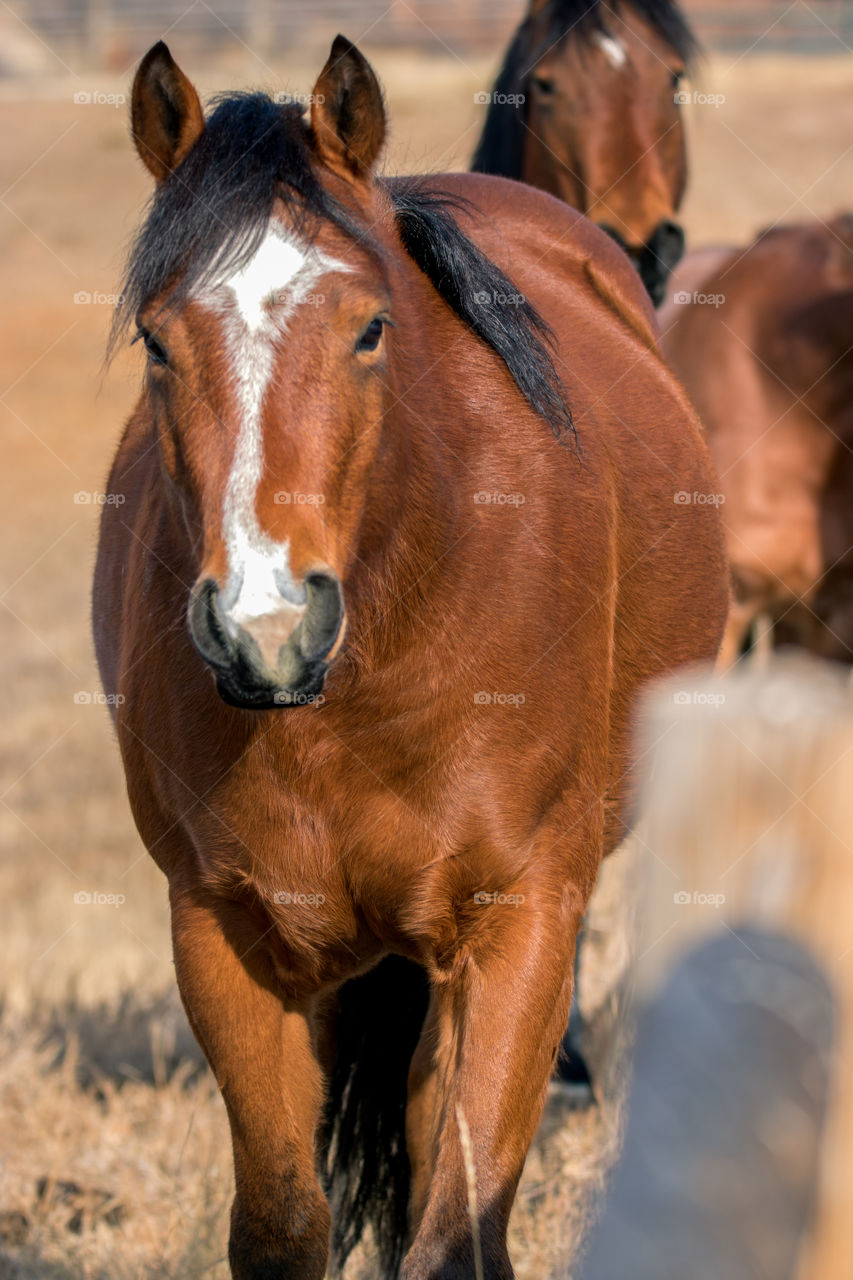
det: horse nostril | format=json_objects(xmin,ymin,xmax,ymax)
[
  {"xmin": 301, "ymin": 572, "xmax": 345, "ymax": 663},
  {"xmin": 188, "ymin": 577, "xmax": 235, "ymax": 670}
]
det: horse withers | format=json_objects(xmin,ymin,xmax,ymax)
[
  {"xmin": 94, "ymin": 36, "xmax": 728, "ymax": 1280},
  {"xmin": 472, "ymin": 0, "xmax": 697, "ymax": 305}
]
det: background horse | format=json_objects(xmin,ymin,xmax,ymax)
[
  {"xmin": 661, "ymin": 216, "xmax": 853, "ymax": 665},
  {"xmin": 471, "ymin": 0, "xmax": 697, "ymax": 305},
  {"xmin": 94, "ymin": 35, "xmax": 727, "ymax": 1280}
]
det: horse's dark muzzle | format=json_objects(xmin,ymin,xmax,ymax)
[
  {"xmin": 600, "ymin": 219, "xmax": 686, "ymax": 308},
  {"xmin": 187, "ymin": 572, "xmax": 344, "ymax": 710}
]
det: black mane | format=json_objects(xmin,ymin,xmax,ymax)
[
  {"xmin": 113, "ymin": 91, "xmax": 573, "ymax": 442},
  {"xmin": 471, "ymin": 0, "xmax": 698, "ymax": 179}
]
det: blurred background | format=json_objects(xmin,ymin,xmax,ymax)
[{"xmin": 0, "ymin": 1, "xmax": 851, "ymax": 1276}]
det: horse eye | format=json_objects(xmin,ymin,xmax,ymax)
[
  {"xmin": 135, "ymin": 327, "xmax": 169, "ymax": 366},
  {"xmin": 145, "ymin": 333, "xmax": 169, "ymax": 366},
  {"xmin": 532, "ymin": 76, "xmax": 555, "ymax": 97},
  {"xmin": 133, "ymin": 327, "xmax": 169, "ymax": 368},
  {"xmin": 356, "ymin": 317, "xmax": 385, "ymax": 354},
  {"xmin": 671, "ymin": 70, "xmax": 684, "ymax": 90}
]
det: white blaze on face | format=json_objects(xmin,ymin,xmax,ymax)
[
  {"xmin": 196, "ymin": 225, "xmax": 348, "ymax": 662},
  {"xmin": 596, "ymin": 32, "xmax": 628, "ymax": 69}
]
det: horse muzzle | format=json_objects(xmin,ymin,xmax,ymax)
[
  {"xmin": 599, "ymin": 219, "xmax": 686, "ymax": 308},
  {"xmin": 187, "ymin": 570, "xmax": 345, "ymax": 710}
]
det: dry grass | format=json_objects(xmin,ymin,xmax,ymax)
[
  {"xmin": 1, "ymin": 40, "xmax": 849, "ymax": 1280},
  {"xmin": 0, "ymin": 1013, "xmax": 232, "ymax": 1280}
]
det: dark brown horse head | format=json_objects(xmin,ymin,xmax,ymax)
[
  {"xmin": 116, "ymin": 39, "xmax": 572, "ymax": 713},
  {"xmin": 472, "ymin": 0, "xmax": 697, "ymax": 305}
]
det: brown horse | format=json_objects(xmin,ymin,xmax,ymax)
[
  {"xmin": 661, "ymin": 216, "xmax": 853, "ymax": 666},
  {"xmin": 471, "ymin": 0, "xmax": 697, "ymax": 306},
  {"xmin": 94, "ymin": 35, "xmax": 727, "ymax": 1279}
]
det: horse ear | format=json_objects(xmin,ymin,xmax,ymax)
[
  {"xmin": 310, "ymin": 35, "xmax": 386, "ymax": 179},
  {"xmin": 131, "ymin": 42, "xmax": 204, "ymax": 184}
]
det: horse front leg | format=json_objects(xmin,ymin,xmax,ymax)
[
  {"xmin": 169, "ymin": 884, "xmax": 331, "ymax": 1280},
  {"xmin": 403, "ymin": 889, "xmax": 581, "ymax": 1280}
]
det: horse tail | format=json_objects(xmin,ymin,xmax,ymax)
[{"xmin": 322, "ymin": 955, "xmax": 430, "ymax": 1278}]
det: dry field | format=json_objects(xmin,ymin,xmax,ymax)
[{"xmin": 0, "ymin": 31, "xmax": 851, "ymax": 1279}]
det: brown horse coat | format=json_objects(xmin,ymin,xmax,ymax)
[
  {"xmin": 662, "ymin": 215, "xmax": 853, "ymax": 664},
  {"xmin": 94, "ymin": 37, "xmax": 727, "ymax": 1280}
]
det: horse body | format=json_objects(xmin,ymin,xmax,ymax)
[
  {"xmin": 662, "ymin": 216, "xmax": 853, "ymax": 664},
  {"xmin": 95, "ymin": 39, "xmax": 727, "ymax": 1279}
]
